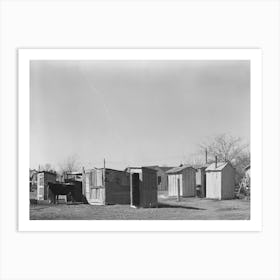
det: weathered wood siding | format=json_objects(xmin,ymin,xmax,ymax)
[
  {"xmin": 156, "ymin": 168, "xmax": 169, "ymax": 191},
  {"xmin": 83, "ymin": 169, "xmax": 130, "ymax": 205},
  {"xmin": 206, "ymin": 172, "xmax": 222, "ymax": 199},
  {"xmin": 37, "ymin": 172, "xmax": 56, "ymax": 201},
  {"xmin": 84, "ymin": 169, "xmax": 105, "ymax": 205},
  {"xmin": 182, "ymin": 168, "xmax": 196, "ymax": 196},
  {"xmin": 221, "ymin": 165, "xmax": 235, "ymax": 199},
  {"xmin": 168, "ymin": 174, "xmax": 183, "ymax": 196},
  {"xmin": 168, "ymin": 168, "xmax": 196, "ymax": 197},
  {"xmin": 105, "ymin": 169, "xmax": 130, "ymax": 205},
  {"xmin": 140, "ymin": 168, "xmax": 158, "ymax": 208},
  {"xmin": 206, "ymin": 165, "xmax": 235, "ymax": 200},
  {"xmin": 127, "ymin": 167, "xmax": 158, "ymax": 208}
]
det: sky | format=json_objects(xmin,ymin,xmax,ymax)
[{"xmin": 30, "ymin": 60, "xmax": 250, "ymax": 171}]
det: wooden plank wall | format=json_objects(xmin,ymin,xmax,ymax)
[
  {"xmin": 182, "ymin": 168, "xmax": 196, "ymax": 197},
  {"xmin": 84, "ymin": 169, "xmax": 105, "ymax": 205},
  {"xmin": 105, "ymin": 169, "xmax": 130, "ymax": 205},
  {"xmin": 221, "ymin": 165, "xmax": 235, "ymax": 199},
  {"xmin": 156, "ymin": 168, "xmax": 169, "ymax": 191},
  {"xmin": 37, "ymin": 172, "xmax": 56, "ymax": 201},
  {"xmin": 168, "ymin": 174, "xmax": 183, "ymax": 196},
  {"xmin": 206, "ymin": 172, "xmax": 222, "ymax": 199},
  {"xmin": 141, "ymin": 168, "xmax": 158, "ymax": 208}
]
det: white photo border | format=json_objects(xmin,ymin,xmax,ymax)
[{"xmin": 18, "ymin": 48, "xmax": 262, "ymax": 232}]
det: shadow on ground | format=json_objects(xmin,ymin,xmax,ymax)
[{"xmin": 157, "ymin": 202, "xmax": 206, "ymax": 210}]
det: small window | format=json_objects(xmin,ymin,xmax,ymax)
[{"xmin": 158, "ymin": 176, "xmax": 161, "ymax": 185}]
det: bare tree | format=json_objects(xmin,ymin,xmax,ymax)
[
  {"xmin": 43, "ymin": 163, "xmax": 52, "ymax": 172},
  {"xmin": 199, "ymin": 134, "xmax": 250, "ymax": 181},
  {"xmin": 200, "ymin": 134, "xmax": 249, "ymax": 163},
  {"xmin": 37, "ymin": 163, "xmax": 56, "ymax": 173},
  {"xmin": 59, "ymin": 155, "xmax": 80, "ymax": 174}
]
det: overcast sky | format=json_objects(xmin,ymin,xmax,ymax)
[{"xmin": 30, "ymin": 60, "xmax": 250, "ymax": 171}]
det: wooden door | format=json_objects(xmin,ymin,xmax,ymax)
[
  {"xmin": 86, "ymin": 170, "xmax": 105, "ymax": 205},
  {"xmin": 37, "ymin": 173, "xmax": 45, "ymax": 200}
]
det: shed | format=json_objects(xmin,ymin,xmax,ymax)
[
  {"xmin": 83, "ymin": 168, "xmax": 130, "ymax": 205},
  {"xmin": 205, "ymin": 161, "xmax": 235, "ymax": 200},
  {"xmin": 125, "ymin": 167, "xmax": 158, "ymax": 208},
  {"xmin": 37, "ymin": 171, "xmax": 57, "ymax": 201},
  {"xmin": 146, "ymin": 166, "xmax": 174, "ymax": 191},
  {"xmin": 166, "ymin": 165, "xmax": 196, "ymax": 197}
]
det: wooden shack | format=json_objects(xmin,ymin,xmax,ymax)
[
  {"xmin": 146, "ymin": 166, "xmax": 174, "ymax": 191},
  {"xmin": 83, "ymin": 168, "xmax": 130, "ymax": 205},
  {"xmin": 166, "ymin": 165, "xmax": 196, "ymax": 197},
  {"xmin": 126, "ymin": 167, "xmax": 158, "ymax": 208},
  {"xmin": 205, "ymin": 161, "xmax": 235, "ymax": 200},
  {"xmin": 37, "ymin": 171, "xmax": 57, "ymax": 201}
]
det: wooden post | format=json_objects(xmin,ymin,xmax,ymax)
[
  {"xmin": 103, "ymin": 158, "xmax": 106, "ymax": 186},
  {"xmin": 103, "ymin": 158, "xmax": 106, "ymax": 204},
  {"xmin": 177, "ymin": 178, "xmax": 181, "ymax": 202},
  {"xmin": 130, "ymin": 171, "xmax": 133, "ymax": 207},
  {"xmin": 82, "ymin": 166, "xmax": 85, "ymax": 196}
]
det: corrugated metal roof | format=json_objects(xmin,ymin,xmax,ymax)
[
  {"xmin": 205, "ymin": 162, "xmax": 229, "ymax": 171},
  {"xmin": 166, "ymin": 165, "xmax": 194, "ymax": 174},
  {"xmin": 146, "ymin": 166, "xmax": 174, "ymax": 172},
  {"xmin": 192, "ymin": 164, "xmax": 208, "ymax": 169}
]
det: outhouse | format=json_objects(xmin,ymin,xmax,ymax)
[
  {"xmin": 83, "ymin": 168, "xmax": 130, "ymax": 205},
  {"xmin": 205, "ymin": 161, "xmax": 235, "ymax": 200},
  {"xmin": 125, "ymin": 167, "xmax": 158, "ymax": 208},
  {"xmin": 37, "ymin": 171, "xmax": 57, "ymax": 201},
  {"xmin": 146, "ymin": 166, "xmax": 174, "ymax": 191},
  {"xmin": 166, "ymin": 165, "xmax": 196, "ymax": 197}
]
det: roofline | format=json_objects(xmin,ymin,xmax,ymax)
[
  {"xmin": 85, "ymin": 167, "xmax": 124, "ymax": 172},
  {"xmin": 205, "ymin": 161, "xmax": 235, "ymax": 172},
  {"xmin": 37, "ymin": 170, "xmax": 56, "ymax": 175},
  {"xmin": 166, "ymin": 166, "xmax": 196, "ymax": 174}
]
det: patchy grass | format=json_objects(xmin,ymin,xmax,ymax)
[{"xmin": 30, "ymin": 196, "xmax": 250, "ymax": 220}]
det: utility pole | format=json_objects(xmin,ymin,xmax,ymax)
[
  {"xmin": 103, "ymin": 158, "xmax": 106, "ymax": 203},
  {"xmin": 205, "ymin": 148, "xmax": 208, "ymax": 164}
]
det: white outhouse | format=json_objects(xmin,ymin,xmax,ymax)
[
  {"xmin": 205, "ymin": 161, "xmax": 235, "ymax": 200},
  {"xmin": 166, "ymin": 165, "xmax": 196, "ymax": 197}
]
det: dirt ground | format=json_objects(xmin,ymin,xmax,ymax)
[{"xmin": 30, "ymin": 194, "xmax": 250, "ymax": 220}]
